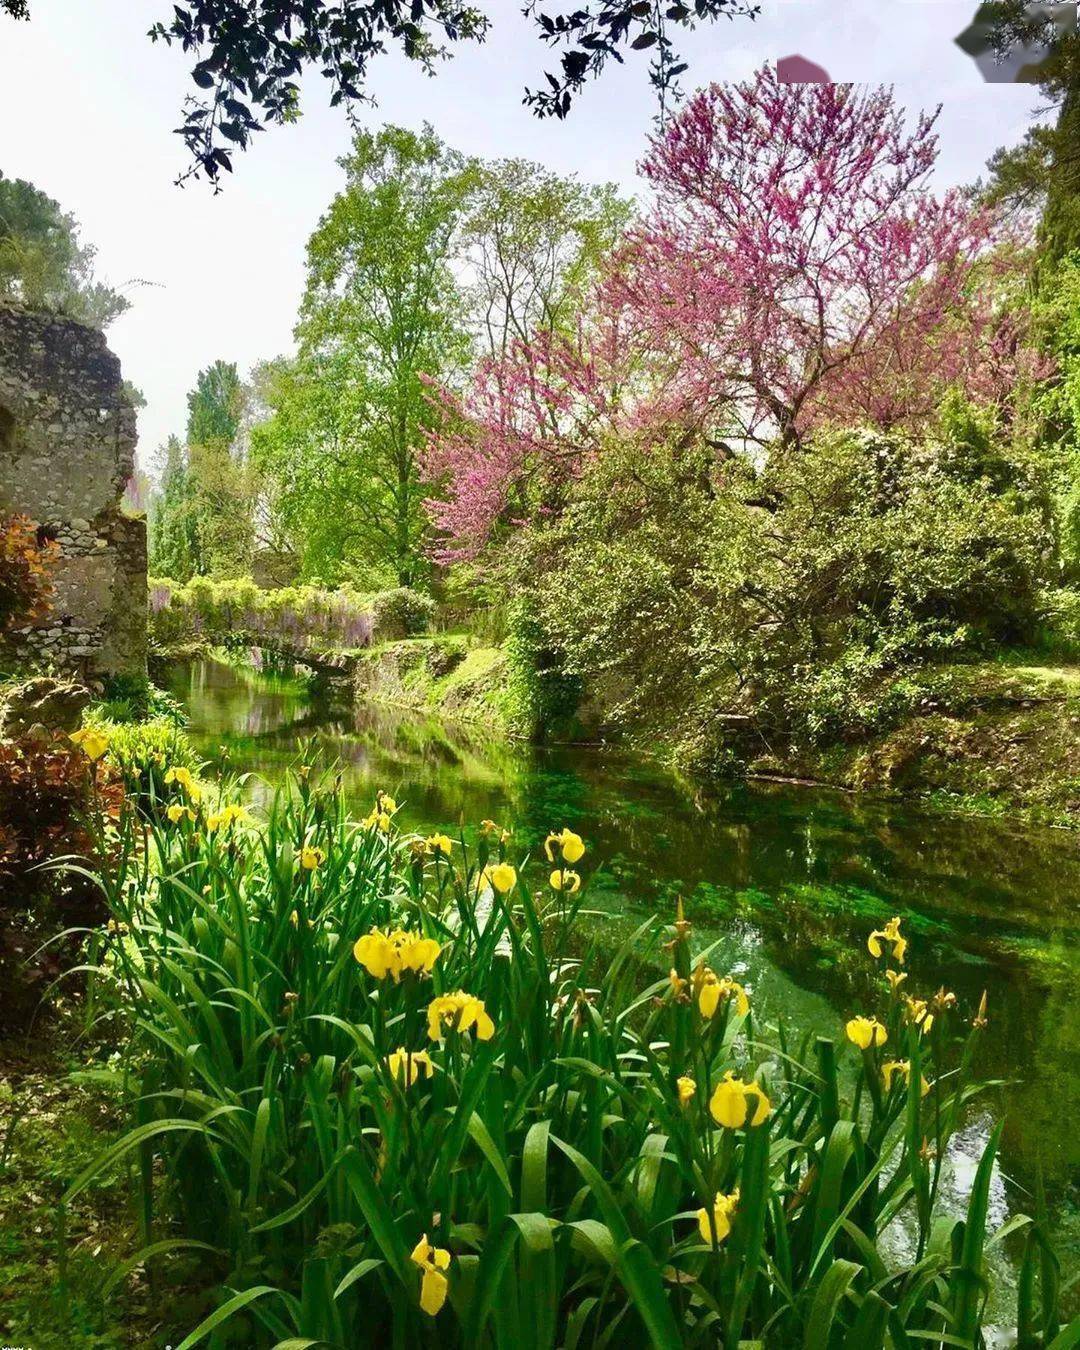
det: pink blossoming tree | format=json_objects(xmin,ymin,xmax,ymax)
[
  {"xmin": 422, "ymin": 311, "xmax": 645, "ymax": 562},
  {"xmin": 425, "ymin": 66, "xmax": 1033, "ymax": 561}
]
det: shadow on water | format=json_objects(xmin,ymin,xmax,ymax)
[{"xmin": 170, "ymin": 657, "xmax": 1080, "ymax": 1292}]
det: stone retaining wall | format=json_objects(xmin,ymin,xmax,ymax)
[{"xmin": 0, "ymin": 303, "xmax": 146, "ymax": 680}]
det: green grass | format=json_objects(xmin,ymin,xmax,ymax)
[{"xmin": 0, "ymin": 1024, "xmax": 211, "ymax": 1348}]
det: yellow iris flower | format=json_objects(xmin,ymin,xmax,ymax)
[
  {"xmin": 425, "ymin": 834, "xmax": 453, "ymax": 856},
  {"xmin": 164, "ymin": 765, "xmax": 200, "ymax": 800},
  {"xmin": 426, "ymin": 990, "xmax": 495, "ymax": 1043},
  {"xmin": 481, "ymin": 862, "xmax": 517, "ymax": 894},
  {"xmin": 676, "ymin": 1075, "xmax": 696, "ymax": 1105},
  {"xmin": 904, "ymin": 997, "xmax": 934, "ymax": 1034},
  {"xmin": 867, "ymin": 916, "xmax": 907, "ymax": 965},
  {"xmin": 694, "ymin": 965, "xmax": 750, "ymax": 1019},
  {"xmin": 377, "ymin": 791, "xmax": 398, "ymax": 814},
  {"xmin": 300, "ymin": 845, "xmax": 325, "ymax": 870},
  {"xmin": 549, "ymin": 868, "xmax": 581, "ymax": 893},
  {"xmin": 845, "ymin": 1016, "xmax": 888, "ymax": 1050},
  {"xmin": 882, "ymin": 1059, "xmax": 931, "ymax": 1096},
  {"xmin": 206, "ymin": 803, "xmax": 250, "ymax": 831},
  {"xmin": 387, "ymin": 1048, "xmax": 435, "ymax": 1088},
  {"xmin": 362, "ymin": 808, "xmax": 392, "ymax": 831},
  {"xmin": 165, "ymin": 803, "xmax": 195, "ymax": 824},
  {"xmin": 410, "ymin": 1234, "xmax": 451, "ymax": 1316},
  {"xmin": 885, "ymin": 969, "xmax": 908, "ymax": 992},
  {"xmin": 709, "ymin": 1072, "xmax": 771, "ymax": 1128},
  {"xmin": 544, "ymin": 828, "xmax": 585, "ymax": 864},
  {"xmin": 352, "ymin": 927, "xmax": 442, "ymax": 982},
  {"xmin": 697, "ymin": 1188, "xmax": 739, "ymax": 1245},
  {"xmin": 69, "ymin": 728, "xmax": 109, "ymax": 761}
]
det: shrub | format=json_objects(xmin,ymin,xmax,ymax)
[
  {"xmin": 0, "ymin": 513, "xmax": 58, "ymax": 637},
  {"xmin": 529, "ymin": 424, "xmax": 1053, "ymax": 751},
  {"xmin": 502, "ymin": 597, "xmax": 582, "ymax": 739},
  {"xmin": 370, "ymin": 586, "xmax": 436, "ymax": 639},
  {"xmin": 0, "ymin": 732, "xmax": 121, "ymax": 907},
  {"xmin": 93, "ymin": 673, "xmax": 188, "ymax": 725},
  {"xmin": 72, "ymin": 777, "xmax": 1077, "ymax": 1346},
  {"xmin": 1034, "ymin": 586, "xmax": 1080, "ymax": 659}
]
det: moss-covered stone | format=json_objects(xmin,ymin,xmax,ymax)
[
  {"xmin": 742, "ymin": 661, "xmax": 1080, "ymax": 828},
  {"xmin": 353, "ymin": 637, "xmax": 514, "ymax": 731}
]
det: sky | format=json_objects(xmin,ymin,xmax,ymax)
[{"xmin": 0, "ymin": 0, "xmax": 1049, "ymax": 470}]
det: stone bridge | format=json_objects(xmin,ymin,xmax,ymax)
[{"xmin": 217, "ymin": 632, "xmax": 359, "ymax": 679}]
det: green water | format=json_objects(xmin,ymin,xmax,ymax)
[{"xmin": 171, "ymin": 657, "xmax": 1080, "ymax": 1292}]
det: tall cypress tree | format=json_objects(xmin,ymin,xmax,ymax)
[
  {"xmin": 148, "ymin": 435, "xmax": 200, "ymax": 581},
  {"xmin": 1039, "ymin": 83, "xmax": 1080, "ymax": 269},
  {"xmin": 185, "ymin": 361, "xmax": 254, "ymax": 577}
]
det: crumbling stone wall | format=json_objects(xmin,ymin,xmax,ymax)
[{"xmin": 0, "ymin": 304, "xmax": 146, "ymax": 680}]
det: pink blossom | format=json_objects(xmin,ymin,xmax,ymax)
[{"xmin": 424, "ymin": 67, "xmax": 1039, "ymax": 560}]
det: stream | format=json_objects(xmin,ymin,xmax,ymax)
[{"xmin": 169, "ymin": 656, "xmax": 1080, "ymax": 1306}]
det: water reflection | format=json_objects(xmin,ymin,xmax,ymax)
[{"xmin": 169, "ymin": 659, "xmax": 1080, "ymax": 1261}]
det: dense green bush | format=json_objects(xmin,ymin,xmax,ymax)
[
  {"xmin": 369, "ymin": 586, "xmax": 437, "ymax": 639},
  {"xmin": 502, "ymin": 597, "xmax": 584, "ymax": 740},
  {"xmin": 527, "ymin": 420, "xmax": 1053, "ymax": 752},
  {"xmin": 69, "ymin": 774, "xmax": 1077, "ymax": 1346},
  {"xmin": 1034, "ymin": 586, "xmax": 1080, "ymax": 657}
]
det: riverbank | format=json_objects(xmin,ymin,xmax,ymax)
[
  {"xmin": 731, "ymin": 660, "xmax": 1080, "ymax": 829},
  {"xmin": 347, "ymin": 638, "xmax": 1080, "ymax": 829},
  {"xmin": 351, "ymin": 635, "xmax": 518, "ymax": 731}
]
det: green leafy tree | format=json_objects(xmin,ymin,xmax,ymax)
[
  {"xmin": 186, "ymin": 359, "xmax": 244, "ymax": 444},
  {"xmin": 979, "ymin": 8, "xmax": 1080, "ymax": 270},
  {"xmin": 256, "ymin": 126, "xmax": 473, "ymax": 587},
  {"xmin": 0, "ymin": 172, "xmax": 129, "ymax": 327},
  {"xmin": 1027, "ymin": 255, "xmax": 1080, "ymax": 577},
  {"xmin": 248, "ymin": 355, "xmax": 369, "ymax": 584},
  {"xmin": 149, "ymin": 363, "xmax": 255, "ymax": 581},
  {"xmin": 148, "ymin": 435, "xmax": 200, "ymax": 581},
  {"xmin": 460, "ymin": 158, "xmax": 631, "ymax": 359},
  {"xmin": 252, "ymin": 141, "xmax": 626, "ymax": 585},
  {"xmin": 183, "ymin": 360, "xmax": 254, "ymax": 578}
]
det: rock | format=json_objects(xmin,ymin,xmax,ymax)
[
  {"xmin": 0, "ymin": 676, "xmax": 93, "ymax": 736},
  {"xmin": 426, "ymin": 643, "xmax": 466, "ymax": 678}
]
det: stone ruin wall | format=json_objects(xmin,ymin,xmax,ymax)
[{"xmin": 0, "ymin": 303, "xmax": 146, "ymax": 682}]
